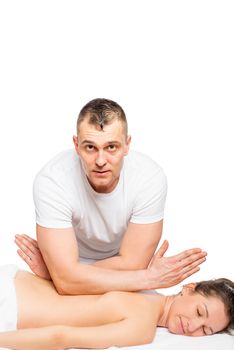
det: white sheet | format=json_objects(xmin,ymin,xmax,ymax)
[{"xmin": 70, "ymin": 327, "xmax": 234, "ymax": 350}]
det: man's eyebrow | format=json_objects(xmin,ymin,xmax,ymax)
[
  {"xmin": 81, "ymin": 140, "xmax": 121, "ymax": 146},
  {"xmin": 81, "ymin": 140, "xmax": 96, "ymax": 145},
  {"xmin": 106, "ymin": 141, "xmax": 121, "ymax": 145},
  {"xmin": 203, "ymin": 303, "xmax": 214, "ymax": 334}
]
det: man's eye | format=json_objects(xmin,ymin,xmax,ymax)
[
  {"xmin": 108, "ymin": 145, "xmax": 116, "ymax": 151},
  {"xmin": 86, "ymin": 145, "xmax": 94, "ymax": 151}
]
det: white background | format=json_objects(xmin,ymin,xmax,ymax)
[{"xmin": 0, "ymin": 0, "xmax": 233, "ymax": 293}]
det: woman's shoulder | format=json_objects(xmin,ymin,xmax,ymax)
[
  {"xmin": 102, "ymin": 290, "xmax": 148, "ymax": 301},
  {"xmin": 101, "ymin": 291, "xmax": 155, "ymax": 317},
  {"xmin": 101, "ymin": 291, "xmax": 157, "ymax": 343}
]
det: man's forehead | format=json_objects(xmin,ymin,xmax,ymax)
[
  {"xmin": 79, "ymin": 117, "xmax": 123, "ymax": 129},
  {"xmin": 78, "ymin": 119, "xmax": 125, "ymax": 141}
]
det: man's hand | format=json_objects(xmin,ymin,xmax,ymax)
[
  {"xmin": 147, "ymin": 240, "xmax": 207, "ymax": 289},
  {"xmin": 15, "ymin": 234, "xmax": 51, "ymax": 280}
]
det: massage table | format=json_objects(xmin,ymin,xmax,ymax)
[{"xmin": 70, "ymin": 327, "xmax": 234, "ymax": 350}]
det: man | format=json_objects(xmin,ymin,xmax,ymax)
[{"xmin": 15, "ymin": 98, "xmax": 206, "ymax": 295}]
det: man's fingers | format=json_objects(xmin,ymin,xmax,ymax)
[
  {"xmin": 15, "ymin": 235, "xmax": 38, "ymax": 254},
  {"xmin": 180, "ymin": 266, "xmax": 201, "ymax": 282},
  {"xmin": 154, "ymin": 240, "xmax": 169, "ymax": 258},
  {"xmin": 177, "ymin": 251, "xmax": 207, "ymax": 269},
  {"xmin": 17, "ymin": 249, "xmax": 32, "ymax": 264},
  {"xmin": 14, "ymin": 238, "xmax": 23, "ymax": 251},
  {"xmin": 15, "ymin": 238, "xmax": 35, "ymax": 259},
  {"xmin": 180, "ymin": 256, "xmax": 206, "ymax": 273},
  {"xmin": 21, "ymin": 234, "xmax": 38, "ymax": 247},
  {"xmin": 15, "ymin": 234, "xmax": 38, "ymax": 248},
  {"xmin": 169, "ymin": 256, "xmax": 206, "ymax": 286},
  {"xmin": 170, "ymin": 248, "xmax": 207, "ymax": 265},
  {"xmin": 170, "ymin": 248, "xmax": 203, "ymax": 262},
  {"xmin": 16, "ymin": 241, "xmax": 32, "ymax": 258}
]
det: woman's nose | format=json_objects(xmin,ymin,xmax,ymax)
[{"xmin": 187, "ymin": 318, "xmax": 204, "ymax": 334}]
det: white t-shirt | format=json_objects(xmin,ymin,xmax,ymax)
[{"xmin": 33, "ymin": 149, "xmax": 167, "ymax": 262}]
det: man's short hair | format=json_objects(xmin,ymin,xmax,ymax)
[{"xmin": 77, "ymin": 98, "xmax": 128, "ymax": 137}]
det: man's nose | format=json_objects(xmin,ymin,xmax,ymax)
[{"xmin": 95, "ymin": 151, "xmax": 107, "ymax": 167}]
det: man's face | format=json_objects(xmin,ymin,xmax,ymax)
[
  {"xmin": 73, "ymin": 118, "xmax": 131, "ymax": 193},
  {"xmin": 166, "ymin": 287, "xmax": 229, "ymax": 336}
]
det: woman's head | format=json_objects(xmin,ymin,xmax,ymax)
[
  {"xmin": 166, "ymin": 278, "xmax": 234, "ymax": 336},
  {"xmin": 194, "ymin": 278, "xmax": 234, "ymax": 333}
]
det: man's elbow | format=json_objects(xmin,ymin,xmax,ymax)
[
  {"xmin": 54, "ymin": 279, "xmax": 72, "ymax": 295},
  {"xmin": 51, "ymin": 269, "xmax": 76, "ymax": 295},
  {"xmin": 51, "ymin": 267, "xmax": 88, "ymax": 295}
]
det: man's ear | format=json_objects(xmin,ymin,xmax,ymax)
[
  {"xmin": 73, "ymin": 135, "xmax": 79, "ymax": 153},
  {"xmin": 124, "ymin": 135, "xmax": 131, "ymax": 155}
]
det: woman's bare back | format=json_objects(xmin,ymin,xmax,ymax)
[{"xmin": 15, "ymin": 270, "xmax": 152, "ymax": 329}]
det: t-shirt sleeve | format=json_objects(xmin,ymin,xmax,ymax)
[
  {"xmin": 33, "ymin": 172, "xmax": 73, "ymax": 229},
  {"xmin": 130, "ymin": 167, "xmax": 167, "ymax": 224}
]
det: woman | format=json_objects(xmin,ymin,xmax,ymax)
[{"xmin": 0, "ymin": 262, "xmax": 233, "ymax": 350}]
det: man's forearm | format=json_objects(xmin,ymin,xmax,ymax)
[
  {"xmin": 52, "ymin": 245, "xmax": 207, "ymax": 295},
  {"xmin": 54, "ymin": 263, "xmax": 149, "ymax": 295},
  {"xmin": 93, "ymin": 254, "xmax": 142, "ymax": 270},
  {"xmin": 93, "ymin": 255, "xmax": 147, "ymax": 271}
]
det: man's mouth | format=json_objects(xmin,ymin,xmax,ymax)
[
  {"xmin": 94, "ymin": 170, "xmax": 109, "ymax": 173},
  {"xmin": 93, "ymin": 170, "xmax": 110, "ymax": 176}
]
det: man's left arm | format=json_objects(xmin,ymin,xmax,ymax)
[
  {"xmin": 94, "ymin": 220, "xmax": 163, "ymax": 270},
  {"xmin": 15, "ymin": 220, "xmax": 163, "ymax": 276}
]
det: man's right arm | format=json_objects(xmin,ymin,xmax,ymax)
[
  {"xmin": 31, "ymin": 224, "xmax": 205, "ymax": 295},
  {"xmin": 36, "ymin": 224, "xmax": 150, "ymax": 294}
]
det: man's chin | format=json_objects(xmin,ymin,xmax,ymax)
[
  {"xmin": 89, "ymin": 179, "xmax": 111, "ymax": 193},
  {"xmin": 87, "ymin": 174, "xmax": 119, "ymax": 193}
]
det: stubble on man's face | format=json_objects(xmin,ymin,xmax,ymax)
[{"xmin": 74, "ymin": 119, "xmax": 131, "ymax": 193}]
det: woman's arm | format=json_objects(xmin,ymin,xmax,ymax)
[
  {"xmin": 0, "ymin": 326, "xmax": 61, "ymax": 350},
  {"xmin": 0, "ymin": 318, "xmax": 155, "ymax": 350},
  {"xmin": 60, "ymin": 319, "xmax": 155, "ymax": 348}
]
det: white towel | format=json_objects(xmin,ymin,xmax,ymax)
[{"xmin": 0, "ymin": 265, "xmax": 19, "ymax": 333}]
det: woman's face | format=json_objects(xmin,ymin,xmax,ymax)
[{"xmin": 166, "ymin": 287, "xmax": 229, "ymax": 336}]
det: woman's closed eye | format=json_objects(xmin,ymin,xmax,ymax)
[
  {"xmin": 202, "ymin": 326, "xmax": 207, "ymax": 335},
  {"xmin": 197, "ymin": 308, "xmax": 202, "ymax": 317},
  {"xmin": 197, "ymin": 307, "xmax": 213, "ymax": 335},
  {"xmin": 196, "ymin": 308, "xmax": 206, "ymax": 334}
]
